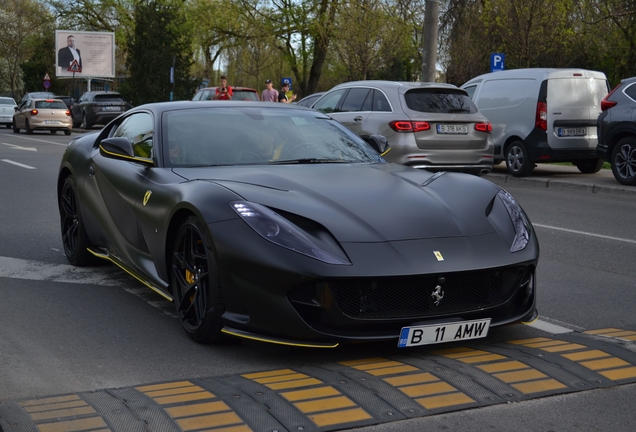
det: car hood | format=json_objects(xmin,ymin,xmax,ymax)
[{"xmin": 173, "ymin": 163, "xmax": 500, "ymax": 242}]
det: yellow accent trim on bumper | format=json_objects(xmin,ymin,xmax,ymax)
[{"xmin": 221, "ymin": 328, "xmax": 338, "ymax": 348}]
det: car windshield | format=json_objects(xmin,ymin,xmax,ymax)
[
  {"xmin": 404, "ymin": 89, "xmax": 478, "ymax": 114},
  {"xmin": 162, "ymin": 107, "xmax": 384, "ymax": 167},
  {"xmin": 35, "ymin": 101, "xmax": 67, "ymax": 109}
]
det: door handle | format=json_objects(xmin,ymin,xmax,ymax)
[{"xmin": 354, "ymin": 116, "xmax": 363, "ymax": 122}]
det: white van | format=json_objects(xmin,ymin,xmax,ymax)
[{"xmin": 461, "ymin": 68, "xmax": 609, "ymax": 176}]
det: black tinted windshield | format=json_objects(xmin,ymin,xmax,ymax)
[
  {"xmin": 163, "ymin": 107, "xmax": 384, "ymax": 167},
  {"xmin": 404, "ymin": 89, "xmax": 478, "ymax": 114}
]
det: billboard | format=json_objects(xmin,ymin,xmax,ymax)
[{"xmin": 55, "ymin": 30, "xmax": 115, "ymax": 78}]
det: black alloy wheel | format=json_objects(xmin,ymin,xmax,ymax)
[
  {"xmin": 506, "ymin": 140, "xmax": 534, "ymax": 177},
  {"xmin": 171, "ymin": 216, "xmax": 225, "ymax": 343},
  {"xmin": 574, "ymin": 158, "xmax": 604, "ymax": 174},
  {"xmin": 612, "ymin": 137, "xmax": 636, "ymax": 186},
  {"xmin": 59, "ymin": 176, "xmax": 94, "ymax": 266}
]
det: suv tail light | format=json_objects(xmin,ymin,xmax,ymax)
[
  {"xmin": 475, "ymin": 122, "xmax": 492, "ymax": 133},
  {"xmin": 600, "ymin": 85, "xmax": 619, "ymax": 111},
  {"xmin": 389, "ymin": 120, "xmax": 430, "ymax": 132},
  {"xmin": 535, "ymin": 102, "xmax": 547, "ymax": 130}
]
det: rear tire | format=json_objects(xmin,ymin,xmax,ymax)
[
  {"xmin": 81, "ymin": 113, "xmax": 92, "ymax": 130},
  {"xmin": 12, "ymin": 121, "xmax": 19, "ymax": 133},
  {"xmin": 50, "ymin": 130, "xmax": 58, "ymax": 134},
  {"xmin": 506, "ymin": 140, "xmax": 534, "ymax": 177},
  {"xmin": 611, "ymin": 137, "xmax": 636, "ymax": 186},
  {"xmin": 171, "ymin": 216, "xmax": 225, "ymax": 343},
  {"xmin": 574, "ymin": 158, "xmax": 603, "ymax": 174},
  {"xmin": 25, "ymin": 120, "xmax": 33, "ymax": 134},
  {"xmin": 64, "ymin": 129, "xmax": 72, "ymax": 136},
  {"xmin": 59, "ymin": 176, "xmax": 94, "ymax": 266}
]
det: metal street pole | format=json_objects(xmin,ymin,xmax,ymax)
[{"xmin": 421, "ymin": 0, "xmax": 439, "ymax": 82}]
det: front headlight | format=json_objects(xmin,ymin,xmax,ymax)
[
  {"xmin": 497, "ymin": 190, "xmax": 530, "ymax": 252},
  {"xmin": 230, "ymin": 201, "xmax": 350, "ymax": 265}
]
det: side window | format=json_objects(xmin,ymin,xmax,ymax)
[
  {"xmin": 463, "ymin": 85, "xmax": 478, "ymax": 100},
  {"xmin": 340, "ymin": 88, "xmax": 371, "ymax": 112},
  {"xmin": 112, "ymin": 113, "xmax": 154, "ymax": 159},
  {"xmin": 313, "ymin": 89, "xmax": 347, "ymax": 114},
  {"xmin": 624, "ymin": 83, "xmax": 636, "ymax": 101},
  {"xmin": 192, "ymin": 92, "xmax": 202, "ymax": 101},
  {"xmin": 371, "ymin": 90, "xmax": 391, "ymax": 112}
]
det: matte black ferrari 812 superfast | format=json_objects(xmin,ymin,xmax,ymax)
[{"xmin": 57, "ymin": 101, "xmax": 539, "ymax": 348}]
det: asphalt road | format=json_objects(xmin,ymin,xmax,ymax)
[{"xmin": 0, "ymin": 128, "xmax": 635, "ymax": 432}]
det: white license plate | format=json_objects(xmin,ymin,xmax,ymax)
[
  {"xmin": 398, "ymin": 318, "xmax": 491, "ymax": 348},
  {"xmin": 44, "ymin": 120, "xmax": 60, "ymax": 124},
  {"xmin": 557, "ymin": 127, "xmax": 586, "ymax": 137},
  {"xmin": 437, "ymin": 124, "xmax": 468, "ymax": 134}
]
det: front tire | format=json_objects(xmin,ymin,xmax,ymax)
[
  {"xmin": 171, "ymin": 216, "xmax": 225, "ymax": 343},
  {"xmin": 81, "ymin": 113, "xmax": 92, "ymax": 130},
  {"xmin": 59, "ymin": 176, "xmax": 94, "ymax": 266},
  {"xmin": 611, "ymin": 137, "xmax": 636, "ymax": 186},
  {"xmin": 506, "ymin": 140, "xmax": 534, "ymax": 177},
  {"xmin": 575, "ymin": 158, "xmax": 604, "ymax": 174}
]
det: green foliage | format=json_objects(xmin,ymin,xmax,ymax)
[{"xmin": 120, "ymin": 0, "xmax": 198, "ymax": 105}]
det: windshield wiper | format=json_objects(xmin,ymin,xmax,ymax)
[{"xmin": 271, "ymin": 158, "xmax": 350, "ymax": 164}]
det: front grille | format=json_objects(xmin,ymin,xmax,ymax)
[{"xmin": 288, "ymin": 266, "xmax": 527, "ymax": 320}]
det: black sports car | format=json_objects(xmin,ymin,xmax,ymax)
[{"xmin": 57, "ymin": 101, "xmax": 538, "ymax": 348}]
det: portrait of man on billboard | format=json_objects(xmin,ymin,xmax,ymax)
[{"xmin": 58, "ymin": 35, "xmax": 82, "ymax": 71}]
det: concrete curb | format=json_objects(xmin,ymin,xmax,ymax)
[{"xmin": 486, "ymin": 173, "xmax": 636, "ymax": 197}]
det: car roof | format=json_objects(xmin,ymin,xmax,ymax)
[
  {"xmin": 128, "ymin": 100, "xmax": 315, "ymax": 115},
  {"xmin": 332, "ymin": 80, "xmax": 459, "ymax": 90},
  {"xmin": 0, "ymin": 96, "xmax": 17, "ymax": 103},
  {"xmin": 31, "ymin": 98, "xmax": 66, "ymax": 103}
]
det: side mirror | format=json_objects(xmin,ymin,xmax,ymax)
[
  {"xmin": 364, "ymin": 135, "xmax": 391, "ymax": 156},
  {"xmin": 99, "ymin": 137, "xmax": 135, "ymax": 158}
]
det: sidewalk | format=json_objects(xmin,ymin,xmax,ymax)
[{"xmin": 486, "ymin": 164, "xmax": 636, "ymax": 197}]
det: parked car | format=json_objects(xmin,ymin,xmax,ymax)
[
  {"xmin": 71, "ymin": 91, "xmax": 131, "ymax": 129},
  {"xmin": 19, "ymin": 92, "xmax": 56, "ymax": 104},
  {"xmin": 57, "ymin": 100, "xmax": 537, "ymax": 346},
  {"xmin": 296, "ymin": 92, "xmax": 325, "ymax": 108},
  {"xmin": 596, "ymin": 76, "xmax": 636, "ymax": 186},
  {"xmin": 56, "ymin": 95, "xmax": 75, "ymax": 111},
  {"xmin": 312, "ymin": 81, "xmax": 494, "ymax": 175},
  {"xmin": 461, "ymin": 68, "xmax": 609, "ymax": 177},
  {"xmin": 13, "ymin": 98, "xmax": 72, "ymax": 135},
  {"xmin": 0, "ymin": 96, "xmax": 17, "ymax": 128},
  {"xmin": 192, "ymin": 87, "xmax": 260, "ymax": 101}
]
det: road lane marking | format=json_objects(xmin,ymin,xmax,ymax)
[
  {"xmin": 527, "ymin": 319, "xmax": 574, "ymax": 334},
  {"xmin": 1, "ymin": 142, "xmax": 37, "ymax": 151},
  {"xmin": 6, "ymin": 135, "xmax": 69, "ymax": 146},
  {"xmin": 1, "ymin": 159, "xmax": 36, "ymax": 169},
  {"xmin": 533, "ymin": 223, "xmax": 636, "ymax": 245}
]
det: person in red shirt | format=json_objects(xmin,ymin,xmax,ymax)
[{"xmin": 214, "ymin": 76, "xmax": 233, "ymax": 100}]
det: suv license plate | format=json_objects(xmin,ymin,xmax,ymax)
[
  {"xmin": 398, "ymin": 318, "xmax": 491, "ymax": 348},
  {"xmin": 104, "ymin": 106, "xmax": 121, "ymax": 111},
  {"xmin": 437, "ymin": 124, "xmax": 468, "ymax": 134},
  {"xmin": 558, "ymin": 127, "xmax": 586, "ymax": 137}
]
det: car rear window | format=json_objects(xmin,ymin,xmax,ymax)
[
  {"xmin": 0, "ymin": 98, "xmax": 16, "ymax": 106},
  {"xmin": 233, "ymin": 90, "xmax": 259, "ymax": 101},
  {"xmin": 35, "ymin": 101, "xmax": 67, "ymax": 109},
  {"xmin": 94, "ymin": 94, "xmax": 126, "ymax": 103},
  {"xmin": 404, "ymin": 89, "xmax": 478, "ymax": 114}
]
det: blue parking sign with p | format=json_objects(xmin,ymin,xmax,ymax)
[
  {"xmin": 282, "ymin": 77, "xmax": 292, "ymax": 90},
  {"xmin": 491, "ymin": 53, "xmax": 505, "ymax": 72}
]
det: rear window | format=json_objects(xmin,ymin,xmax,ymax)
[
  {"xmin": 0, "ymin": 98, "xmax": 16, "ymax": 106},
  {"xmin": 233, "ymin": 90, "xmax": 259, "ymax": 101},
  {"xmin": 35, "ymin": 101, "xmax": 67, "ymax": 109},
  {"xmin": 404, "ymin": 89, "xmax": 478, "ymax": 114},
  {"xmin": 94, "ymin": 94, "xmax": 126, "ymax": 103}
]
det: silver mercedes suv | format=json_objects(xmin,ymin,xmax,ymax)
[{"xmin": 312, "ymin": 81, "xmax": 494, "ymax": 175}]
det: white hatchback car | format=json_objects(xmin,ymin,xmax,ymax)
[
  {"xmin": 0, "ymin": 96, "xmax": 17, "ymax": 128},
  {"xmin": 13, "ymin": 98, "xmax": 72, "ymax": 135}
]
